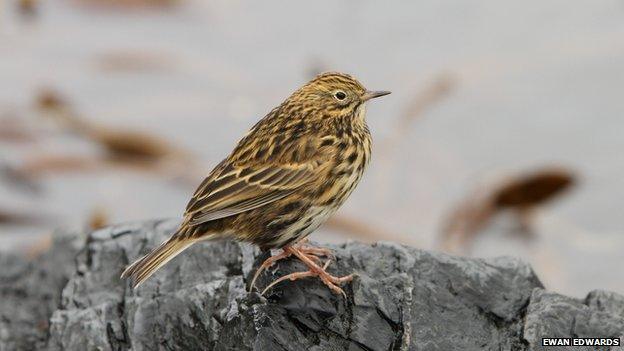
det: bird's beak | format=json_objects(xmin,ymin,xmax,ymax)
[{"xmin": 362, "ymin": 90, "xmax": 391, "ymax": 101}]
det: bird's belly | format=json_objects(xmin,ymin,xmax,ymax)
[
  {"xmin": 258, "ymin": 172, "xmax": 364, "ymax": 249},
  {"xmin": 290, "ymin": 169, "xmax": 365, "ymax": 239},
  {"xmin": 252, "ymin": 161, "xmax": 368, "ymax": 250},
  {"xmin": 261, "ymin": 205, "xmax": 334, "ymax": 249},
  {"xmin": 295, "ymin": 206, "xmax": 336, "ymax": 237},
  {"xmin": 317, "ymin": 166, "xmax": 366, "ymax": 208}
]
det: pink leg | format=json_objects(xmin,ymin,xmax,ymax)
[
  {"xmin": 248, "ymin": 249, "xmax": 292, "ymax": 292},
  {"xmin": 248, "ymin": 240, "xmax": 329, "ymax": 292},
  {"xmin": 260, "ymin": 246, "xmax": 354, "ymax": 297},
  {"xmin": 261, "ymin": 260, "xmax": 331, "ymax": 296}
]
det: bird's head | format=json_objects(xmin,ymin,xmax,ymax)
[{"xmin": 291, "ymin": 72, "xmax": 390, "ymax": 121}]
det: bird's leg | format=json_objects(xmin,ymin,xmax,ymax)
[
  {"xmin": 261, "ymin": 260, "xmax": 330, "ymax": 296},
  {"xmin": 292, "ymin": 237, "xmax": 334, "ymax": 259},
  {"xmin": 299, "ymin": 245, "xmax": 334, "ymax": 259},
  {"xmin": 288, "ymin": 246, "xmax": 354, "ymax": 284},
  {"xmin": 249, "ymin": 249, "xmax": 293, "ymax": 292},
  {"xmin": 248, "ymin": 241, "xmax": 326, "ymax": 292},
  {"xmin": 262, "ymin": 245, "xmax": 354, "ymax": 297}
]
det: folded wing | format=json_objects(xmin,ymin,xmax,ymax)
[{"xmin": 184, "ymin": 162, "xmax": 316, "ymax": 225}]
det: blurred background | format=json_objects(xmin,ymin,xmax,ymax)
[{"xmin": 1, "ymin": 0, "xmax": 623, "ymax": 298}]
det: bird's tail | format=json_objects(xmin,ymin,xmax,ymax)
[{"xmin": 121, "ymin": 234, "xmax": 194, "ymax": 289}]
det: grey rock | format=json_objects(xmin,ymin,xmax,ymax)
[
  {"xmin": 586, "ymin": 290, "xmax": 624, "ymax": 318},
  {"xmin": 0, "ymin": 234, "xmax": 80, "ymax": 351},
  {"xmin": 1, "ymin": 219, "xmax": 623, "ymax": 350},
  {"xmin": 524, "ymin": 289, "xmax": 624, "ymax": 351}
]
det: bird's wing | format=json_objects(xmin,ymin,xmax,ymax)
[{"xmin": 184, "ymin": 161, "xmax": 316, "ymax": 225}]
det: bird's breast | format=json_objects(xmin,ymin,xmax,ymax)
[{"xmin": 314, "ymin": 134, "xmax": 371, "ymax": 209}]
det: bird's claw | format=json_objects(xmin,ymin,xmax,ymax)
[{"xmin": 249, "ymin": 241, "xmax": 353, "ymax": 297}]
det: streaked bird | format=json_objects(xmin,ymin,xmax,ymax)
[{"xmin": 121, "ymin": 72, "xmax": 390, "ymax": 296}]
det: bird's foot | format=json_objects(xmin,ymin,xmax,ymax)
[
  {"xmin": 298, "ymin": 244, "xmax": 334, "ymax": 259},
  {"xmin": 249, "ymin": 240, "xmax": 352, "ymax": 297},
  {"xmin": 249, "ymin": 249, "xmax": 292, "ymax": 292},
  {"xmin": 248, "ymin": 239, "xmax": 332, "ymax": 292},
  {"xmin": 260, "ymin": 245, "xmax": 354, "ymax": 298}
]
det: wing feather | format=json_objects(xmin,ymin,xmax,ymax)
[
  {"xmin": 188, "ymin": 188, "xmax": 298, "ymax": 224},
  {"xmin": 184, "ymin": 163, "xmax": 315, "ymax": 226}
]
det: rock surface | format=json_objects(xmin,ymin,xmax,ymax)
[{"xmin": 1, "ymin": 219, "xmax": 623, "ymax": 350}]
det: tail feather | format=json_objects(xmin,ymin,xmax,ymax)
[{"xmin": 121, "ymin": 236, "xmax": 194, "ymax": 288}]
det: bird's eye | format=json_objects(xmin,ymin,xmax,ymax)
[{"xmin": 334, "ymin": 91, "xmax": 347, "ymax": 101}]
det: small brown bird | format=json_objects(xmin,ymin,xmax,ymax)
[{"xmin": 121, "ymin": 72, "xmax": 390, "ymax": 296}]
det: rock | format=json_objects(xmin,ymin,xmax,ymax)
[
  {"xmin": 1, "ymin": 219, "xmax": 623, "ymax": 350},
  {"xmin": 0, "ymin": 234, "xmax": 80, "ymax": 351},
  {"xmin": 524, "ymin": 289, "xmax": 624, "ymax": 351}
]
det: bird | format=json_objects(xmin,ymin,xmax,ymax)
[{"xmin": 121, "ymin": 72, "xmax": 390, "ymax": 296}]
